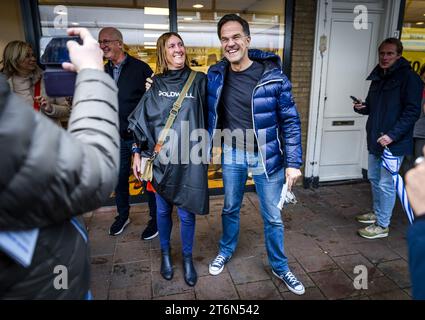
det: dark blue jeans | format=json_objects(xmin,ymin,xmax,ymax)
[
  {"xmin": 155, "ymin": 193, "xmax": 195, "ymax": 256},
  {"xmin": 115, "ymin": 139, "xmax": 156, "ymax": 220}
]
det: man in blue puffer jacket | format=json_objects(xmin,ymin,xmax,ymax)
[{"xmin": 207, "ymin": 14, "xmax": 304, "ymax": 295}]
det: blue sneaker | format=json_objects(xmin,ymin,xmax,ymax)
[
  {"xmin": 209, "ymin": 254, "xmax": 231, "ymax": 275},
  {"xmin": 272, "ymin": 269, "xmax": 305, "ymax": 295}
]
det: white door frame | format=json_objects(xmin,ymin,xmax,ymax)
[{"xmin": 304, "ymin": 0, "xmax": 402, "ymax": 187}]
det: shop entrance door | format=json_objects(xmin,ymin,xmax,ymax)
[
  {"xmin": 306, "ymin": 1, "xmax": 388, "ymax": 184},
  {"xmin": 318, "ymin": 10, "xmax": 381, "ymax": 181}
]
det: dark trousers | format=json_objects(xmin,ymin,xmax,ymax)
[
  {"xmin": 115, "ymin": 139, "xmax": 156, "ymax": 220},
  {"xmin": 155, "ymin": 193, "xmax": 195, "ymax": 255}
]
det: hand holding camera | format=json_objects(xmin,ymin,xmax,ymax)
[
  {"xmin": 40, "ymin": 28, "xmax": 103, "ymax": 97},
  {"xmin": 62, "ymin": 28, "xmax": 104, "ymax": 73}
]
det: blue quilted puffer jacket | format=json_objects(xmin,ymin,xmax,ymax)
[{"xmin": 207, "ymin": 49, "xmax": 302, "ymax": 177}]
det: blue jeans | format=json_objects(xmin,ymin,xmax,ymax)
[
  {"xmin": 368, "ymin": 153, "xmax": 403, "ymax": 228},
  {"xmin": 155, "ymin": 193, "xmax": 196, "ymax": 256},
  {"xmin": 219, "ymin": 144, "xmax": 289, "ymax": 274},
  {"xmin": 115, "ymin": 139, "xmax": 156, "ymax": 220}
]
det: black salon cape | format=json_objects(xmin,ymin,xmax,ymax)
[{"xmin": 128, "ymin": 67, "xmax": 209, "ymax": 215}]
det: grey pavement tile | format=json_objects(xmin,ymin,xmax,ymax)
[
  {"xmin": 88, "ymin": 183, "xmax": 412, "ymax": 301},
  {"xmin": 110, "ymin": 261, "xmax": 151, "ymax": 290},
  {"xmin": 353, "ymin": 241, "xmax": 401, "ymax": 264},
  {"xmin": 149, "ymin": 236, "xmax": 161, "ymax": 250},
  {"xmin": 369, "ymin": 289, "xmax": 411, "ymax": 300},
  {"xmin": 284, "ymin": 230, "xmax": 318, "ymax": 250},
  {"xmin": 91, "ymin": 255, "xmax": 114, "ymax": 279},
  {"xmin": 194, "ymin": 273, "xmax": 239, "ymax": 300},
  {"xmin": 91, "ymin": 255, "xmax": 113, "ymax": 300},
  {"xmin": 290, "ymin": 248, "xmax": 337, "ymax": 273},
  {"xmin": 309, "ymin": 269, "xmax": 359, "ymax": 300},
  {"xmin": 365, "ymin": 276, "xmax": 400, "ymax": 296},
  {"xmin": 333, "ymin": 226, "xmax": 371, "ymax": 244},
  {"xmin": 113, "ymin": 241, "xmax": 151, "ymax": 264},
  {"xmin": 333, "ymin": 254, "xmax": 384, "ymax": 281},
  {"xmin": 108, "ymin": 285, "xmax": 152, "ymax": 300},
  {"xmin": 90, "ymin": 210, "xmax": 116, "ymax": 229},
  {"xmin": 387, "ymin": 244, "xmax": 408, "ymax": 260},
  {"xmin": 89, "ymin": 234, "xmax": 117, "ymax": 256},
  {"xmin": 151, "ymin": 269, "xmax": 194, "ymax": 298},
  {"xmin": 227, "ymin": 256, "xmax": 271, "ymax": 285},
  {"xmin": 236, "ymin": 280, "xmax": 282, "ymax": 300},
  {"xmin": 91, "ymin": 279, "xmax": 110, "ymax": 300},
  {"xmin": 315, "ymin": 236, "xmax": 359, "ymax": 257},
  {"xmin": 282, "ymin": 287, "xmax": 325, "ymax": 300},
  {"xmin": 377, "ymin": 259, "xmax": 411, "ymax": 289}
]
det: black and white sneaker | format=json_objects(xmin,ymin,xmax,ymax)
[
  {"xmin": 109, "ymin": 216, "xmax": 130, "ymax": 236},
  {"xmin": 272, "ymin": 269, "xmax": 305, "ymax": 295},
  {"xmin": 141, "ymin": 219, "xmax": 158, "ymax": 240}
]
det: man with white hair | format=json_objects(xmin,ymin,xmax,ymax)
[{"xmin": 98, "ymin": 27, "xmax": 157, "ymax": 238}]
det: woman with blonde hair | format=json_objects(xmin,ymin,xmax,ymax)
[
  {"xmin": 1, "ymin": 40, "xmax": 70, "ymax": 127},
  {"xmin": 128, "ymin": 32, "xmax": 209, "ymax": 287}
]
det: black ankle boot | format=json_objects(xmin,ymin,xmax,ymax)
[
  {"xmin": 160, "ymin": 249, "xmax": 173, "ymax": 280},
  {"xmin": 182, "ymin": 254, "xmax": 197, "ymax": 286}
]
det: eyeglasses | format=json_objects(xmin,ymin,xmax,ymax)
[
  {"xmin": 219, "ymin": 34, "xmax": 248, "ymax": 45},
  {"xmin": 98, "ymin": 39, "xmax": 120, "ymax": 46}
]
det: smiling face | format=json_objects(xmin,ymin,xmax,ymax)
[
  {"xmin": 98, "ymin": 29, "xmax": 124, "ymax": 62},
  {"xmin": 165, "ymin": 35, "xmax": 186, "ymax": 70},
  {"xmin": 20, "ymin": 47, "xmax": 37, "ymax": 75},
  {"xmin": 219, "ymin": 21, "xmax": 251, "ymax": 69}
]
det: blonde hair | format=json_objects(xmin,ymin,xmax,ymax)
[
  {"xmin": 1, "ymin": 41, "xmax": 34, "ymax": 78},
  {"xmin": 155, "ymin": 32, "xmax": 190, "ymax": 75}
]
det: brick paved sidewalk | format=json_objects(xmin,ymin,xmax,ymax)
[{"xmin": 86, "ymin": 182, "xmax": 412, "ymax": 300}]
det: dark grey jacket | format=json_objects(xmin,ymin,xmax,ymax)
[
  {"xmin": 0, "ymin": 69, "xmax": 119, "ymax": 299},
  {"xmin": 128, "ymin": 67, "xmax": 209, "ymax": 215}
]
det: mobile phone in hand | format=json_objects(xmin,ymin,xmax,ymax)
[
  {"xmin": 39, "ymin": 36, "xmax": 82, "ymax": 97},
  {"xmin": 350, "ymin": 95, "xmax": 361, "ymax": 104}
]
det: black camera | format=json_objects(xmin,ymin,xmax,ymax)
[{"xmin": 40, "ymin": 36, "xmax": 82, "ymax": 97}]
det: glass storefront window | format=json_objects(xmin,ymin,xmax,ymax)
[
  {"xmin": 401, "ymin": 0, "xmax": 425, "ymax": 74},
  {"xmin": 177, "ymin": 0, "xmax": 285, "ymax": 74},
  {"xmin": 38, "ymin": 1, "xmax": 170, "ymax": 71}
]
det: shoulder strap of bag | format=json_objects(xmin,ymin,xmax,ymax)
[{"xmin": 153, "ymin": 70, "xmax": 197, "ymax": 155}]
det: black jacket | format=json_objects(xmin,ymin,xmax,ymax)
[
  {"xmin": 0, "ymin": 70, "xmax": 119, "ymax": 299},
  {"xmin": 128, "ymin": 67, "xmax": 209, "ymax": 215},
  {"xmin": 105, "ymin": 54, "xmax": 153, "ymax": 139},
  {"xmin": 355, "ymin": 57, "xmax": 422, "ymax": 156}
]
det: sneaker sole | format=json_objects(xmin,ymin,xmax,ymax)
[
  {"xmin": 356, "ymin": 219, "xmax": 377, "ymax": 224},
  {"xmin": 358, "ymin": 232, "xmax": 388, "ymax": 239},
  {"xmin": 143, "ymin": 231, "xmax": 159, "ymax": 240},
  {"xmin": 272, "ymin": 270, "xmax": 305, "ymax": 295},
  {"xmin": 209, "ymin": 264, "xmax": 225, "ymax": 276},
  {"xmin": 109, "ymin": 219, "xmax": 130, "ymax": 236}
]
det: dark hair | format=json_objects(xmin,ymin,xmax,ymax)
[
  {"xmin": 378, "ymin": 38, "xmax": 403, "ymax": 55},
  {"xmin": 217, "ymin": 14, "xmax": 250, "ymax": 39}
]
